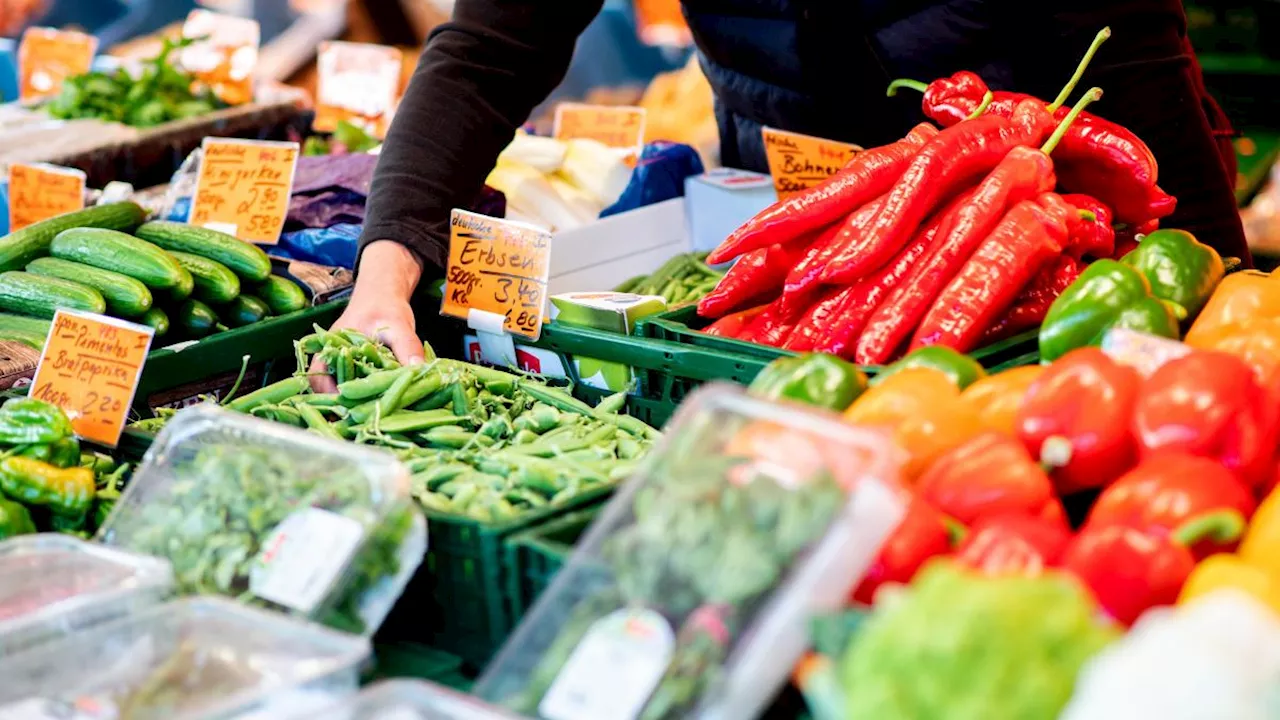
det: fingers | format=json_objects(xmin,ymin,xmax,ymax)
[
  {"xmin": 308, "ymin": 354, "xmax": 338, "ymax": 393},
  {"xmin": 379, "ymin": 325, "xmax": 426, "ymax": 366}
]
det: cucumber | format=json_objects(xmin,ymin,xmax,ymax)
[
  {"xmin": 0, "ymin": 328, "xmax": 45, "ymax": 349},
  {"xmin": 140, "ymin": 307, "xmax": 169, "ymax": 337},
  {"xmin": 49, "ymin": 228, "xmax": 185, "ymax": 290},
  {"xmin": 0, "ymin": 202, "xmax": 147, "ymax": 272},
  {"xmin": 26, "ymin": 257, "xmax": 153, "ymax": 318},
  {"xmin": 175, "ymin": 299, "xmax": 219, "ymax": 339},
  {"xmin": 0, "ymin": 313, "xmax": 51, "ymax": 337},
  {"xmin": 135, "ymin": 221, "xmax": 272, "ymax": 282},
  {"xmin": 168, "ymin": 251, "xmax": 240, "ymax": 304},
  {"xmin": 220, "ymin": 295, "xmax": 270, "ymax": 328},
  {"xmin": 169, "ymin": 264, "xmax": 194, "ymax": 303},
  {"xmin": 0, "ymin": 271, "xmax": 105, "ymax": 318},
  {"xmin": 254, "ymin": 275, "xmax": 307, "ymax": 314}
]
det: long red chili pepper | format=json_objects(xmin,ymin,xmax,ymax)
[
  {"xmin": 703, "ymin": 304, "xmax": 767, "ymax": 337},
  {"xmin": 781, "ymin": 194, "xmax": 888, "ymax": 306},
  {"xmin": 980, "ymin": 255, "xmax": 1084, "ymax": 344},
  {"xmin": 705, "ymin": 124, "xmax": 938, "ymax": 264},
  {"xmin": 783, "ymin": 285, "xmax": 859, "ymax": 352},
  {"xmin": 697, "ymin": 237, "xmax": 813, "ymax": 319},
  {"xmin": 736, "ymin": 298, "xmax": 795, "ymax": 347},
  {"xmin": 774, "ymin": 220, "xmax": 862, "ymax": 321},
  {"xmin": 821, "ymin": 98, "xmax": 1055, "ymax": 286},
  {"xmin": 911, "ymin": 191, "xmax": 1072, "ymax": 354},
  {"xmin": 1059, "ymin": 193, "xmax": 1115, "ymax": 259}
]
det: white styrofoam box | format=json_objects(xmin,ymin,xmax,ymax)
[
  {"xmin": 548, "ymin": 197, "xmax": 689, "ymax": 295},
  {"xmin": 683, "ymin": 169, "xmax": 777, "ymax": 255}
]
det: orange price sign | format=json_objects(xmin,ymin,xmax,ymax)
[
  {"xmin": 18, "ymin": 27, "xmax": 97, "ymax": 102},
  {"xmin": 315, "ymin": 41, "xmax": 403, "ymax": 139},
  {"xmin": 762, "ymin": 127, "xmax": 862, "ymax": 199},
  {"xmin": 182, "ymin": 10, "xmax": 261, "ymax": 106},
  {"xmin": 190, "ymin": 137, "xmax": 299, "ymax": 245},
  {"xmin": 553, "ymin": 103, "xmax": 647, "ymax": 155},
  {"xmin": 8, "ymin": 163, "xmax": 86, "ymax": 233},
  {"xmin": 29, "ymin": 310, "xmax": 154, "ymax": 447},
  {"xmin": 634, "ymin": 0, "xmax": 692, "ymax": 47},
  {"xmin": 440, "ymin": 210, "xmax": 552, "ymax": 340}
]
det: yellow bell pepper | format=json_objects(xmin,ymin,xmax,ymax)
[
  {"xmin": 843, "ymin": 367, "xmax": 983, "ymax": 485},
  {"xmin": 958, "ymin": 365, "xmax": 1044, "ymax": 435},
  {"xmin": 1180, "ymin": 485, "xmax": 1280, "ymax": 615},
  {"xmin": 1185, "ymin": 316, "xmax": 1280, "ymax": 392},
  {"xmin": 1185, "ymin": 270, "xmax": 1280, "ymax": 345}
]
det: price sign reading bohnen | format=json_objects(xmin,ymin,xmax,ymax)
[
  {"xmin": 762, "ymin": 127, "xmax": 862, "ymax": 199},
  {"xmin": 440, "ymin": 210, "xmax": 552, "ymax": 340},
  {"xmin": 190, "ymin": 137, "xmax": 299, "ymax": 245},
  {"xmin": 29, "ymin": 311, "xmax": 153, "ymax": 447},
  {"xmin": 553, "ymin": 103, "xmax": 646, "ymax": 156},
  {"xmin": 8, "ymin": 163, "xmax": 86, "ymax": 232},
  {"xmin": 18, "ymin": 27, "xmax": 97, "ymax": 102}
]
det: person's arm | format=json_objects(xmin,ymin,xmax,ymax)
[{"xmin": 1020, "ymin": 1, "xmax": 1247, "ymax": 261}]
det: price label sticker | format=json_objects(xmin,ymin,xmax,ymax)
[
  {"xmin": 8, "ymin": 163, "xmax": 86, "ymax": 232},
  {"xmin": 315, "ymin": 41, "xmax": 403, "ymax": 139},
  {"xmin": 440, "ymin": 210, "xmax": 552, "ymax": 340},
  {"xmin": 190, "ymin": 137, "xmax": 299, "ymax": 245},
  {"xmin": 28, "ymin": 311, "xmax": 153, "ymax": 448},
  {"xmin": 553, "ymin": 103, "xmax": 646, "ymax": 156},
  {"xmin": 17, "ymin": 28, "xmax": 97, "ymax": 102},
  {"xmin": 1101, "ymin": 327, "xmax": 1192, "ymax": 378},
  {"xmin": 762, "ymin": 127, "xmax": 861, "ymax": 199},
  {"xmin": 181, "ymin": 10, "xmax": 261, "ymax": 106}
]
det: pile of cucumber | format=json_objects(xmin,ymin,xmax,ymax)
[{"xmin": 0, "ymin": 202, "xmax": 309, "ymax": 349}]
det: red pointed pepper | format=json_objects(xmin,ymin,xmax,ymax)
[
  {"xmin": 697, "ymin": 238, "xmax": 812, "ymax": 320},
  {"xmin": 820, "ymin": 98, "xmax": 1056, "ymax": 284},
  {"xmin": 770, "ymin": 223, "xmax": 846, "ymax": 321},
  {"xmin": 783, "ymin": 286, "xmax": 858, "ymax": 352},
  {"xmin": 702, "ymin": 304, "xmax": 767, "ymax": 337},
  {"xmin": 1062, "ymin": 511, "xmax": 1246, "ymax": 626},
  {"xmin": 955, "ymin": 513, "xmax": 1072, "ymax": 577},
  {"xmin": 1016, "ymin": 347, "xmax": 1141, "ymax": 495},
  {"xmin": 851, "ymin": 499, "xmax": 956, "ymax": 605},
  {"xmin": 981, "ymin": 255, "xmax": 1084, "ymax": 344},
  {"xmin": 1132, "ymin": 351, "xmax": 1280, "ymax": 492},
  {"xmin": 916, "ymin": 432, "xmax": 1068, "ymax": 528},
  {"xmin": 706, "ymin": 123, "xmax": 938, "ymax": 264},
  {"xmin": 782, "ymin": 194, "xmax": 888, "ymax": 307},
  {"xmin": 1086, "ymin": 453, "xmax": 1256, "ymax": 559},
  {"xmin": 1060, "ymin": 193, "xmax": 1115, "ymax": 259},
  {"xmin": 738, "ymin": 298, "xmax": 796, "ymax": 347}
]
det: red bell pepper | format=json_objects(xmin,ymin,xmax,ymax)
[
  {"xmin": 1086, "ymin": 453, "xmax": 1256, "ymax": 559},
  {"xmin": 916, "ymin": 432, "xmax": 1067, "ymax": 528},
  {"xmin": 1060, "ymin": 193, "xmax": 1116, "ymax": 259},
  {"xmin": 1016, "ymin": 347, "xmax": 1141, "ymax": 495},
  {"xmin": 1110, "ymin": 219, "xmax": 1159, "ymax": 261},
  {"xmin": 702, "ymin": 304, "xmax": 767, "ymax": 337},
  {"xmin": 955, "ymin": 513, "xmax": 1071, "ymax": 577},
  {"xmin": 1131, "ymin": 350, "xmax": 1280, "ymax": 492},
  {"xmin": 851, "ymin": 499, "xmax": 956, "ymax": 605},
  {"xmin": 1062, "ymin": 511, "xmax": 1245, "ymax": 626}
]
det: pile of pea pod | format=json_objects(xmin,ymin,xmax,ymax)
[
  {"xmin": 133, "ymin": 327, "xmax": 662, "ymax": 523},
  {"xmin": 615, "ymin": 252, "xmax": 725, "ymax": 307}
]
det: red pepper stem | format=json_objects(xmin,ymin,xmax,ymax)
[
  {"xmin": 1172, "ymin": 510, "xmax": 1246, "ymax": 547},
  {"xmin": 1040, "ymin": 87, "xmax": 1104, "ymax": 155},
  {"xmin": 1039, "ymin": 435, "xmax": 1073, "ymax": 470},
  {"xmin": 886, "ymin": 78, "xmax": 929, "ymax": 97},
  {"xmin": 1048, "ymin": 26, "xmax": 1112, "ymax": 111},
  {"xmin": 965, "ymin": 91, "xmax": 994, "ymax": 120},
  {"xmin": 1078, "ymin": 210, "xmax": 1097, "ymax": 222},
  {"xmin": 943, "ymin": 516, "xmax": 968, "ymax": 546}
]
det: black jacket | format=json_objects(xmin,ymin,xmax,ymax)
[{"xmin": 363, "ymin": 0, "xmax": 1247, "ymax": 269}]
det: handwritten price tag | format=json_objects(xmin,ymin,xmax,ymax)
[
  {"xmin": 18, "ymin": 27, "xmax": 97, "ymax": 102},
  {"xmin": 182, "ymin": 10, "xmax": 261, "ymax": 106},
  {"xmin": 553, "ymin": 104, "xmax": 647, "ymax": 155},
  {"xmin": 315, "ymin": 41, "xmax": 403, "ymax": 139},
  {"xmin": 190, "ymin": 137, "xmax": 299, "ymax": 245},
  {"xmin": 8, "ymin": 163, "xmax": 86, "ymax": 232},
  {"xmin": 762, "ymin": 127, "xmax": 862, "ymax": 199},
  {"xmin": 29, "ymin": 311, "xmax": 153, "ymax": 447},
  {"xmin": 441, "ymin": 210, "xmax": 552, "ymax": 340}
]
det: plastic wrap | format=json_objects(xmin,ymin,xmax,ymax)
[
  {"xmin": 312, "ymin": 680, "xmax": 522, "ymax": 720},
  {"xmin": 475, "ymin": 383, "xmax": 905, "ymax": 720},
  {"xmin": 97, "ymin": 405, "xmax": 426, "ymax": 636}
]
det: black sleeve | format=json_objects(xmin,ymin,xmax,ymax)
[
  {"xmin": 359, "ymin": 0, "xmax": 605, "ymax": 270},
  {"xmin": 1015, "ymin": 1, "xmax": 1248, "ymax": 261}
]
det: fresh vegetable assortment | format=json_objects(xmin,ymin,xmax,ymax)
[
  {"xmin": 615, "ymin": 252, "xmax": 725, "ymax": 308},
  {"xmin": 0, "ymin": 206, "xmax": 309, "ymax": 347}
]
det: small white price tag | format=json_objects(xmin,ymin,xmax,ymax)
[
  {"xmin": 250, "ymin": 508, "xmax": 364, "ymax": 613},
  {"xmin": 1101, "ymin": 327, "xmax": 1191, "ymax": 378}
]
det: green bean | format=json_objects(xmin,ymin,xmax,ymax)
[
  {"xmin": 511, "ymin": 429, "xmax": 539, "ymax": 445},
  {"xmin": 618, "ymin": 434, "xmax": 643, "ymax": 460},
  {"xmin": 605, "ymin": 413, "xmax": 662, "ymax": 441},
  {"xmin": 451, "ymin": 484, "xmax": 480, "ymax": 510},
  {"xmin": 400, "ymin": 372, "xmax": 444, "ymax": 408},
  {"xmin": 416, "ymin": 492, "xmax": 452, "ymax": 513},
  {"xmin": 518, "ymin": 381, "xmax": 595, "ymax": 417},
  {"xmin": 227, "ymin": 376, "xmax": 309, "ymax": 413},
  {"xmin": 334, "ymin": 347, "xmax": 355, "ymax": 385},
  {"xmin": 369, "ymin": 366, "xmax": 425, "ymax": 426},
  {"xmin": 366, "ymin": 409, "xmax": 466, "ymax": 434},
  {"xmin": 338, "ymin": 366, "xmax": 414, "ymax": 401},
  {"xmin": 593, "ymin": 391, "xmax": 627, "ymax": 416},
  {"xmin": 250, "ymin": 405, "xmax": 304, "ymax": 427},
  {"xmin": 297, "ymin": 403, "xmax": 343, "ymax": 441},
  {"xmin": 410, "ymin": 387, "xmax": 456, "ymax": 412},
  {"xmin": 479, "ymin": 415, "xmax": 513, "ymax": 440},
  {"xmin": 505, "ymin": 488, "xmax": 547, "ymax": 508},
  {"xmin": 422, "ymin": 427, "xmax": 484, "ymax": 449},
  {"xmin": 414, "ymin": 463, "xmax": 471, "ymax": 492},
  {"xmin": 451, "ymin": 383, "xmax": 471, "ymax": 417},
  {"xmin": 287, "ymin": 393, "xmax": 342, "ymax": 407}
]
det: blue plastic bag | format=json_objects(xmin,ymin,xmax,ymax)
[
  {"xmin": 601, "ymin": 141, "xmax": 704, "ymax": 217},
  {"xmin": 269, "ymin": 223, "xmax": 362, "ymax": 269}
]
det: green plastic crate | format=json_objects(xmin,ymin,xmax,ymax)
[{"xmin": 503, "ymin": 507, "xmax": 602, "ymax": 624}]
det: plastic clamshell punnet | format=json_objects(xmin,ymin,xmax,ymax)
[
  {"xmin": 0, "ymin": 534, "xmax": 173, "ymax": 658},
  {"xmin": 474, "ymin": 382, "xmax": 907, "ymax": 720},
  {"xmin": 310, "ymin": 679, "xmax": 523, "ymax": 720},
  {"xmin": 96, "ymin": 404, "xmax": 427, "ymax": 636},
  {"xmin": 0, "ymin": 597, "xmax": 370, "ymax": 720}
]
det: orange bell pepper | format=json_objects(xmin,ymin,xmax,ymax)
[
  {"xmin": 1185, "ymin": 270, "xmax": 1280, "ymax": 344},
  {"xmin": 1185, "ymin": 316, "xmax": 1280, "ymax": 394},
  {"xmin": 843, "ymin": 367, "xmax": 983, "ymax": 483},
  {"xmin": 958, "ymin": 365, "xmax": 1045, "ymax": 435}
]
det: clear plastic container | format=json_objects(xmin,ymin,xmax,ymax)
[
  {"xmin": 312, "ymin": 680, "xmax": 523, "ymax": 720},
  {"xmin": 475, "ymin": 383, "xmax": 906, "ymax": 720},
  {"xmin": 97, "ymin": 404, "xmax": 427, "ymax": 636},
  {"xmin": 0, "ymin": 534, "xmax": 173, "ymax": 657},
  {"xmin": 0, "ymin": 597, "xmax": 369, "ymax": 720}
]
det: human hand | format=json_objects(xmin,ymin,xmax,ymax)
[{"xmin": 309, "ymin": 240, "xmax": 424, "ymax": 392}]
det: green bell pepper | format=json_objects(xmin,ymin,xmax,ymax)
[
  {"xmin": 0, "ymin": 497, "xmax": 35, "ymax": 539},
  {"xmin": 748, "ymin": 353, "xmax": 868, "ymax": 411},
  {"xmin": 1039, "ymin": 259, "xmax": 1183, "ymax": 362},
  {"xmin": 1121, "ymin": 229, "xmax": 1224, "ymax": 319},
  {"xmin": 871, "ymin": 346, "xmax": 987, "ymax": 390},
  {"xmin": 18, "ymin": 436, "xmax": 82, "ymax": 469},
  {"xmin": 0, "ymin": 398, "xmax": 73, "ymax": 446}
]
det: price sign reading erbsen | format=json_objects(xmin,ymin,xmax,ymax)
[
  {"xmin": 441, "ymin": 210, "xmax": 551, "ymax": 340},
  {"xmin": 29, "ymin": 311, "xmax": 153, "ymax": 447},
  {"xmin": 191, "ymin": 138, "xmax": 299, "ymax": 245},
  {"xmin": 762, "ymin": 127, "xmax": 861, "ymax": 199}
]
